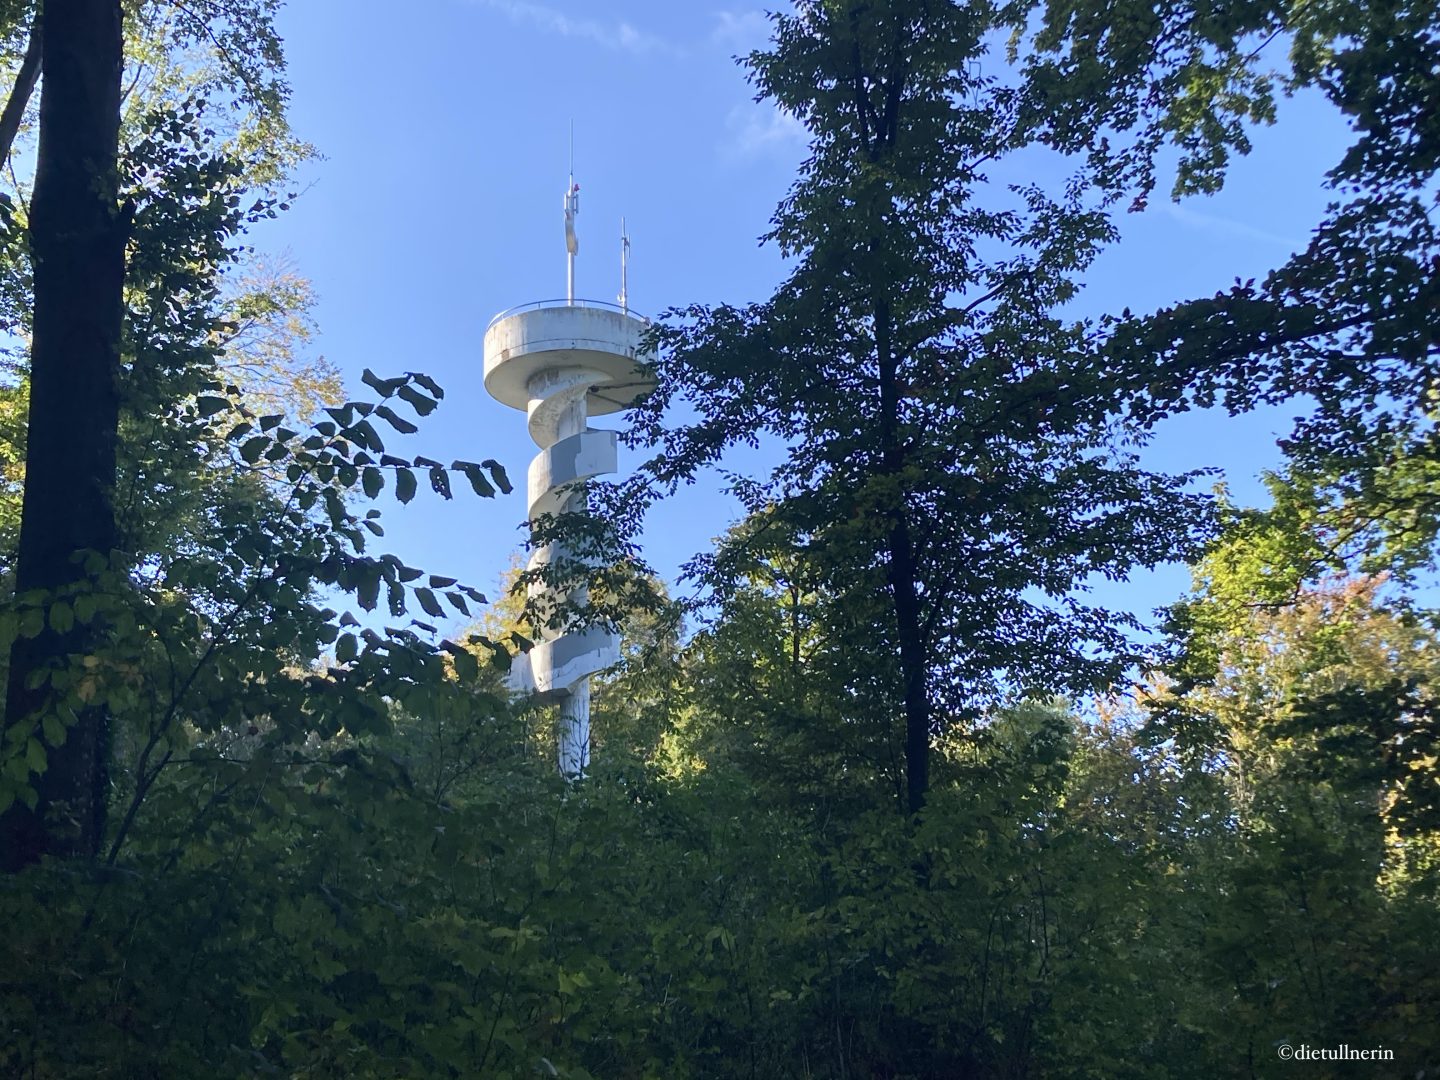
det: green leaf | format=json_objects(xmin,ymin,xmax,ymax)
[
  {"xmin": 362, "ymin": 467, "xmax": 383, "ymax": 499},
  {"xmin": 481, "ymin": 459, "xmax": 513, "ymax": 494},
  {"xmin": 356, "ymin": 569, "xmax": 381, "ymax": 612},
  {"xmin": 395, "ymin": 469, "xmax": 418, "ymax": 504},
  {"xmin": 451, "ymin": 649, "xmax": 479, "ymax": 681},
  {"xmin": 42, "ymin": 714, "xmax": 66, "ymax": 748},
  {"xmin": 397, "ymin": 383, "xmax": 438, "ymax": 415},
  {"xmin": 240, "ymin": 436, "xmax": 270, "ymax": 463},
  {"xmin": 350, "ymin": 420, "xmax": 385, "ymax": 453},
  {"xmin": 48, "ymin": 601, "xmax": 74, "ymax": 634},
  {"xmin": 196, "ymin": 394, "xmax": 230, "ymax": 417},
  {"xmin": 73, "ymin": 594, "xmax": 97, "ymax": 624},
  {"xmin": 414, "ymin": 588, "xmax": 445, "ymax": 618},
  {"xmin": 361, "ymin": 368, "xmax": 407, "ymax": 397},
  {"xmin": 429, "ymin": 467, "xmax": 452, "ymax": 500},
  {"xmin": 459, "ymin": 464, "xmax": 495, "ymax": 498},
  {"xmin": 409, "ymin": 372, "xmax": 445, "ymax": 399},
  {"xmin": 336, "ymin": 632, "xmax": 358, "ymax": 663},
  {"xmin": 375, "ymin": 404, "xmax": 418, "ymax": 434},
  {"xmin": 19, "ymin": 607, "xmax": 44, "ymax": 639},
  {"xmin": 25, "ymin": 738, "xmax": 46, "ymax": 775}
]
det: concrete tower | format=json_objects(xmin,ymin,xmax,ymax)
[{"xmin": 482, "ymin": 175, "xmax": 653, "ymax": 776}]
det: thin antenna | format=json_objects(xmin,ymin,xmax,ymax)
[
  {"xmin": 564, "ymin": 124, "xmax": 579, "ymax": 303},
  {"xmin": 618, "ymin": 217, "xmax": 630, "ymax": 312}
]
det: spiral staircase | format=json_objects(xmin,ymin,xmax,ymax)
[{"xmin": 482, "ymin": 299, "xmax": 653, "ymax": 775}]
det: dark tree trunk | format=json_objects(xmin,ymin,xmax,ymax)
[
  {"xmin": 892, "ymin": 516, "xmax": 929, "ymax": 817},
  {"xmin": 850, "ymin": 26, "xmax": 931, "ymax": 819},
  {"xmin": 0, "ymin": 0, "xmax": 124, "ymax": 873},
  {"xmin": 873, "ymin": 293, "xmax": 930, "ymax": 817}
]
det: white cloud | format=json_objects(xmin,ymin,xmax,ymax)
[
  {"xmin": 711, "ymin": 9, "xmax": 773, "ymax": 53},
  {"xmin": 722, "ymin": 101, "xmax": 807, "ymax": 161},
  {"xmin": 1160, "ymin": 201, "xmax": 1303, "ymax": 252},
  {"xmin": 470, "ymin": 0, "xmax": 682, "ymax": 56}
]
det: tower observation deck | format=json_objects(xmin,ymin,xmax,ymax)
[{"xmin": 482, "ymin": 179, "xmax": 654, "ymax": 775}]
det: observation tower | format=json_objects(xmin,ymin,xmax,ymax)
[{"xmin": 482, "ymin": 173, "xmax": 653, "ymax": 776}]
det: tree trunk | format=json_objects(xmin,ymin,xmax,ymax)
[
  {"xmin": 873, "ymin": 293, "xmax": 930, "ymax": 817},
  {"xmin": 848, "ymin": 21, "xmax": 930, "ymax": 818},
  {"xmin": 0, "ymin": 0, "xmax": 124, "ymax": 873}
]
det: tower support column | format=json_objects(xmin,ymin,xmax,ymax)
[{"xmin": 558, "ymin": 679, "xmax": 590, "ymax": 777}]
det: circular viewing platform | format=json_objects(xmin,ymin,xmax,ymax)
[{"xmin": 483, "ymin": 299, "xmax": 656, "ymax": 415}]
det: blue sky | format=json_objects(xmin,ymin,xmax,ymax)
[{"xmin": 257, "ymin": 1, "xmax": 1353, "ymax": 632}]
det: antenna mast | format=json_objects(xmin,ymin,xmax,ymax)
[
  {"xmin": 618, "ymin": 218, "xmax": 630, "ymax": 313},
  {"xmin": 564, "ymin": 127, "xmax": 579, "ymax": 303}
]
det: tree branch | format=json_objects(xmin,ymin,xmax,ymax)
[{"xmin": 0, "ymin": 8, "xmax": 43, "ymax": 170}]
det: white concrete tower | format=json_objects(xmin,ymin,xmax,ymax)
[{"xmin": 482, "ymin": 175, "xmax": 654, "ymax": 776}]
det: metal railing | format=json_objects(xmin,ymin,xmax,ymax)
[{"xmin": 486, "ymin": 297, "xmax": 651, "ymax": 331}]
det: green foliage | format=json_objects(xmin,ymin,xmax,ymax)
[
  {"xmin": 2, "ymin": 2, "xmax": 1438, "ymax": 1077},
  {"xmin": 1022, "ymin": 0, "xmax": 1440, "ymax": 537}
]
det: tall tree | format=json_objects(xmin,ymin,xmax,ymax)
[
  {"xmin": 0, "ymin": 0, "xmax": 125, "ymax": 869},
  {"xmin": 628, "ymin": 0, "xmax": 1205, "ymax": 814}
]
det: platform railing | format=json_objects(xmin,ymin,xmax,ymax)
[{"xmin": 486, "ymin": 297, "xmax": 651, "ymax": 331}]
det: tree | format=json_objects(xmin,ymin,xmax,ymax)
[
  {"xmin": 0, "ymin": 60, "xmax": 522, "ymax": 1061},
  {"xmin": 670, "ymin": 514, "xmax": 914, "ymax": 812},
  {"xmin": 1139, "ymin": 525, "xmax": 1440, "ymax": 1070},
  {"xmin": 1011, "ymin": 14, "xmax": 1440, "ymax": 1059},
  {"xmin": 1155, "ymin": 471, "xmax": 1440, "ymax": 852},
  {"xmin": 0, "ymin": 0, "xmax": 330, "ymax": 871},
  {"xmin": 628, "ymin": 0, "xmax": 1207, "ymax": 814},
  {"xmin": 1023, "ymin": 0, "xmax": 1440, "ymax": 525},
  {"xmin": 0, "ymin": 0, "xmax": 126, "ymax": 869},
  {"xmin": 0, "ymin": 0, "xmax": 513, "ymax": 876}
]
